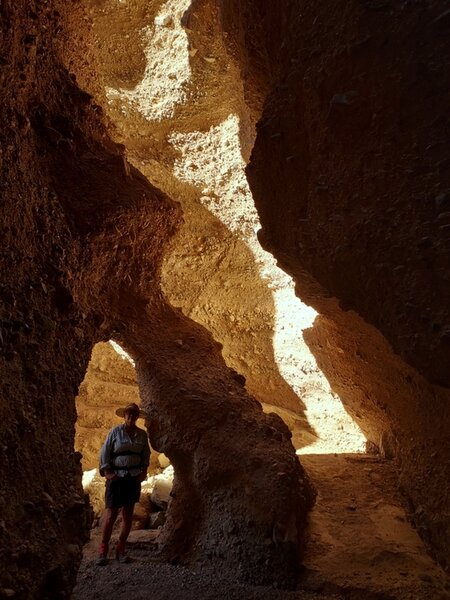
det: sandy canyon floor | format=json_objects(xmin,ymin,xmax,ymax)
[{"xmin": 73, "ymin": 454, "xmax": 449, "ymax": 600}]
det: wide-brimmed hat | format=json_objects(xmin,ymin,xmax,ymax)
[{"xmin": 115, "ymin": 402, "xmax": 149, "ymax": 419}]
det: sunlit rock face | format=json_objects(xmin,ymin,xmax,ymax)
[
  {"xmin": 69, "ymin": 0, "xmax": 368, "ymax": 460},
  {"xmin": 222, "ymin": 0, "xmax": 450, "ymax": 568}
]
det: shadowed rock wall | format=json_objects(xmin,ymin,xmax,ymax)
[
  {"xmin": 0, "ymin": 0, "xmax": 176, "ymax": 595},
  {"xmin": 0, "ymin": 2, "xmax": 99, "ymax": 595},
  {"xmin": 221, "ymin": 0, "xmax": 450, "ymax": 569},
  {"xmin": 243, "ymin": 0, "xmax": 450, "ymax": 388}
]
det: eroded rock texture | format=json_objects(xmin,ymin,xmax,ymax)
[
  {"xmin": 0, "ymin": 3, "xmax": 181, "ymax": 592},
  {"xmin": 223, "ymin": 0, "xmax": 450, "ymax": 568},
  {"xmin": 0, "ymin": 2, "xmax": 100, "ymax": 595},
  {"xmin": 119, "ymin": 309, "xmax": 314, "ymax": 586},
  {"xmin": 65, "ymin": 0, "xmax": 323, "ymax": 441},
  {"xmin": 1, "ymin": 1, "xmax": 315, "ymax": 595}
]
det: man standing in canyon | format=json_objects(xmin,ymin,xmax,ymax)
[{"xmin": 96, "ymin": 402, "xmax": 150, "ymax": 565}]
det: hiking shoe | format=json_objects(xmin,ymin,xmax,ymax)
[
  {"xmin": 115, "ymin": 540, "xmax": 130, "ymax": 563},
  {"xmin": 95, "ymin": 542, "xmax": 108, "ymax": 566},
  {"xmin": 116, "ymin": 552, "xmax": 131, "ymax": 564},
  {"xmin": 95, "ymin": 554, "xmax": 108, "ymax": 566}
]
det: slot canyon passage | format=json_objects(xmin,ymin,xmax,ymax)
[{"xmin": 0, "ymin": 0, "xmax": 449, "ymax": 598}]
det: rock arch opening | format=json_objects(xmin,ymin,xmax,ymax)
[{"xmin": 76, "ymin": 341, "xmax": 173, "ymax": 531}]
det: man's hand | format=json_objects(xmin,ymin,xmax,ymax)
[{"xmin": 105, "ymin": 471, "xmax": 118, "ymax": 481}]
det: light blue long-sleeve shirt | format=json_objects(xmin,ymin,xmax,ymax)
[{"xmin": 99, "ymin": 423, "xmax": 150, "ymax": 478}]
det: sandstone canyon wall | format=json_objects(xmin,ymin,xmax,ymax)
[
  {"xmin": 2, "ymin": 0, "xmax": 450, "ymax": 596},
  {"xmin": 0, "ymin": 0, "xmax": 180, "ymax": 592},
  {"xmin": 0, "ymin": 1, "xmax": 315, "ymax": 596},
  {"xmin": 222, "ymin": 0, "xmax": 450, "ymax": 568}
]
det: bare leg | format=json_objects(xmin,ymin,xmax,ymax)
[
  {"xmin": 96, "ymin": 507, "xmax": 119, "ymax": 565},
  {"xmin": 101, "ymin": 507, "xmax": 119, "ymax": 547},
  {"xmin": 118, "ymin": 503, "xmax": 135, "ymax": 544}
]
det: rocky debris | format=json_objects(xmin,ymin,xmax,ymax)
[
  {"xmin": 132, "ymin": 502, "xmax": 150, "ymax": 531},
  {"xmin": 83, "ymin": 470, "xmax": 106, "ymax": 517},
  {"xmin": 126, "ymin": 529, "xmax": 160, "ymax": 546},
  {"xmin": 147, "ymin": 466, "xmax": 174, "ymax": 510},
  {"xmin": 157, "ymin": 453, "xmax": 171, "ymax": 469},
  {"xmin": 149, "ymin": 511, "xmax": 166, "ymax": 529},
  {"xmin": 83, "ymin": 467, "xmax": 167, "ymax": 530},
  {"xmin": 74, "ymin": 542, "xmax": 346, "ymax": 600}
]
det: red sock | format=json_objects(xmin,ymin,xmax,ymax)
[{"xmin": 99, "ymin": 542, "xmax": 108, "ymax": 556}]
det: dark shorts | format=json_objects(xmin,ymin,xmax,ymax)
[{"xmin": 105, "ymin": 475, "xmax": 141, "ymax": 509}]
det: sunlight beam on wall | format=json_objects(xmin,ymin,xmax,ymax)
[
  {"xmin": 106, "ymin": 0, "xmax": 192, "ymax": 121},
  {"xmin": 169, "ymin": 114, "xmax": 366, "ymax": 454}
]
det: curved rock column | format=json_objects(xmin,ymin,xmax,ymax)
[{"xmin": 117, "ymin": 304, "xmax": 315, "ymax": 587}]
